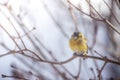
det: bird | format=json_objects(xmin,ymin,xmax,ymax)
[{"xmin": 69, "ymin": 32, "xmax": 88, "ymax": 56}]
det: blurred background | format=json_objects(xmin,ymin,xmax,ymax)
[{"xmin": 0, "ymin": 0, "xmax": 120, "ymax": 80}]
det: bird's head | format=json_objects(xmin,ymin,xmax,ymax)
[{"xmin": 72, "ymin": 32, "xmax": 83, "ymax": 40}]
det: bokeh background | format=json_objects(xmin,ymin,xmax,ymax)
[{"xmin": 0, "ymin": 0, "xmax": 120, "ymax": 80}]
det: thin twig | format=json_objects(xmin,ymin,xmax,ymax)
[
  {"xmin": 104, "ymin": 19, "xmax": 120, "ymax": 35},
  {"xmin": 75, "ymin": 54, "xmax": 120, "ymax": 65},
  {"xmin": 1, "ymin": 74, "xmax": 29, "ymax": 80},
  {"xmin": 68, "ymin": 0, "xmax": 120, "ymax": 35},
  {"xmin": 68, "ymin": 0, "xmax": 79, "ymax": 32},
  {"xmin": 1, "ymin": 49, "xmax": 120, "ymax": 66},
  {"xmin": 0, "ymin": 24, "xmax": 21, "ymax": 50},
  {"xmin": 86, "ymin": 0, "xmax": 120, "ymax": 35},
  {"xmin": 0, "ymin": 10, "xmax": 26, "ymax": 49},
  {"xmin": 94, "ymin": 50, "xmax": 104, "ymax": 58},
  {"xmin": 90, "ymin": 68, "xmax": 96, "ymax": 80},
  {"xmin": 103, "ymin": 0, "xmax": 120, "ymax": 25},
  {"xmin": 13, "ymin": 27, "xmax": 36, "ymax": 39},
  {"xmin": 0, "ymin": 51, "xmax": 12, "ymax": 57},
  {"xmin": 98, "ymin": 62, "xmax": 107, "ymax": 80},
  {"xmin": 75, "ymin": 58, "xmax": 82, "ymax": 79},
  {"xmin": 68, "ymin": 1, "xmax": 103, "ymax": 21},
  {"xmin": 23, "ymin": 53, "xmax": 77, "ymax": 65},
  {"xmin": 40, "ymin": 0, "xmax": 69, "ymax": 38}
]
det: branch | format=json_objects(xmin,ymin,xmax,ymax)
[
  {"xmin": 75, "ymin": 54, "xmax": 120, "ymax": 65},
  {"xmin": 1, "ymin": 74, "xmax": 28, "ymax": 80},
  {"xmin": 0, "ymin": 49, "xmax": 120, "ymax": 66},
  {"xmin": 68, "ymin": 0, "xmax": 120, "ymax": 35},
  {"xmin": 104, "ymin": 19, "xmax": 120, "ymax": 35},
  {"xmin": 23, "ymin": 53, "xmax": 77, "ymax": 65},
  {"xmin": 98, "ymin": 62, "xmax": 107, "ymax": 80}
]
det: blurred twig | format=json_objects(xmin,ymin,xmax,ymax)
[
  {"xmin": 40, "ymin": 0, "xmax": 69, "ymax": 38},
  {"xmin": 68, "ymin": 0, "xmax": 120, "ymax": 35},
  {"xmin": 98, "ymin": 62, "xmax": 107, "ymax": 80},
  {"xmin": 0, "ymin": 10, "xmax": 26, "ymax": 49},
  {"xmin": 75, "ymin": 58, "xmax": 82, "ymax": 80},
  {"xmin": 0, "ymin": 49, "xmax": 120, "ymax": 65},
  {"xmin": 1, "ymin": 74, "xmax": 28, "ymax": 80},
  {"xmin": 103, "ymin": 0, "xmax": 120, "ymax": 25},
  {"xmin": 67, "ymin": 0, "xmax": 79, "ymax": 32}
]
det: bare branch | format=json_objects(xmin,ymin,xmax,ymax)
[
  {"xmin": 98, "ymin": 62, "xmax": 107, "ymax": 80},
  {"xmin": 1, "ymin": 74, "xmax": 28, "ymax": 80}
]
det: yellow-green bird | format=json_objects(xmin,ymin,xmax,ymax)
[{"xmin": 69, "ymin": 32, "xmax": 88, "ymax": 55}]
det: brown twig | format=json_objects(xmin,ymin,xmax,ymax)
[
  {"xmin": 0, "ymin": 49, "xmax": 120, "ymax": 66},
  {"xmin": 90, "ymin": 68, "xmax": 96, "ymax": 80},
  {"xmin": 13, "ymin": 27, "xmax": 36, "ymax": 39},
  {"xmin": 40, "ymin": 0, "xmax": 69, "ymax": 38},
  {"xmin": 23, "ymin": 52, "xmax": 77, "ymax": 65},
  {"xmin": 75, "ymin": 58, "xmax": 82, "ymax": 79},
  {"xmin": 68, "ymin": 0, "xmax": 120, "ymax": 35},
  {"xmin": 98, "ymin": 62, "xmax": 107, "ymax": 80},
  {"xmin": 1, "ymin": 74, "xmax": 28, "ymax": 80},
  {"xmin": 0, "ymin": 10, "xmax": 26, "ymax": 49},
  {"xmin": 68, "ymin": 1, "xmax": 103, "ymax": 21},
  {"xmin": 86, "ymin": 0, "xmax": 120, "ymax": 35},
  {"xmin": 104, "ymin": 19, "xmax": 120, "ymax": 35},
  {"xmin": 68, "ymin": 0, "xmax": 79, "ymax": 32},
  {"xmin": 0, "ymin": 24, "xmax": 21, "ymax": 50},
  {"xmin": 0, "ymin": 51, "xmax": 12, "ymax": 57},
  {"xmin": 76, "ymin": 54, "xmax": 120, "ymax": 65},
  {"xmin": 103, "ymin": 0, "xmax": 120, "ymax": 25},
  {"xmin": 94, "ymin": 50, "xmax": 104, "ymax": 58}
]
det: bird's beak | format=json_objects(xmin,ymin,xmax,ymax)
[{"xmin": 73, "ymin": 36, "xmax": 78, "ymax": 39}]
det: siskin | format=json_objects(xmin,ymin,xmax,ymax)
[{"xmin": 69, "ymin": 32, "xmax": 88, "ymax": 55}]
